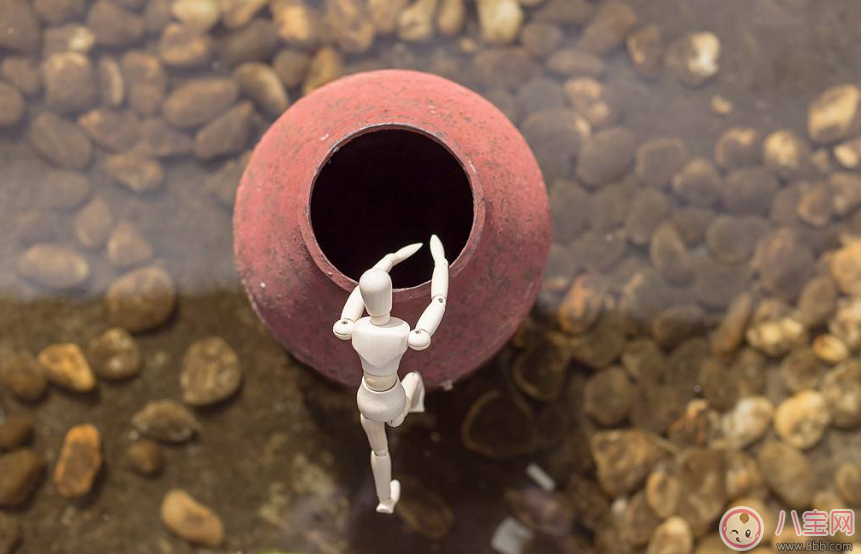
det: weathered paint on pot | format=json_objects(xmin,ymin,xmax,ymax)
[{"xmin": 234, "ymin": 70, "xmax": 550, "ymax": 391}]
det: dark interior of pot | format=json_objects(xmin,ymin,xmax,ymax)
[{"xmin": 310, "ymin": 128, "xmax": 474, "ymax": 288}]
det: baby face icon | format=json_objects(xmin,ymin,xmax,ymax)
[{"xmin": 720, "ymin": 506, "xmax": 764, "ymax": 551}]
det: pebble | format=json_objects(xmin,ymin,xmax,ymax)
[
  {"xmin": 34, "ymin": 0, "xmax": 87, "ymax": 25},
  {"xmin": 222, "ymin": 0, "xmax": 268, "ymax": 29},
  {"xmin": 557, "ymin": 275, "xmax": 605, "ymax": 334},
  {"xmin": 0, "ymin": 82, "xmax": 24, "ymax": 127},
  {"xmin": 781, "ymin": 348, "xmax": 823, "ymax": 393},
  {"xmin": 835, "ymin": 462, "xmax": 861, "ymax": 505},
  {"xmin": 0, "ymin": 415, "xmax": 33, "ymax": 452},
  {"xmin": 125, "ymin": 439, "xmax": 163, "ymax": 476},
  {"xmin": 807, "ymin": 84, "xmax": 860, "ymax": 145},
  {"xmin": 621, "ymin": 339, "xmax": 665, "ymax": 383},
  {"xmin": 796, "ymin": 181, "xmax": 832, "ymax": 227},
  {"xmin": 516, "ymin": 78, "xmax": 565, "ymax": 116},
  {"xmin": 723, "ymin": 450, "xmax": 764, "ymax": 500},
  {"xmin": 576, "ymin": 127, "xmax": 636, "ymax": 187},
  {"xmin": 158, "ymin": 23, "xmax": 213, "ymax": 68},
  {"xmin": 121, "ymin": 52, "xmax": 166, "ymax": 116},
  {"xmin": 812, "ymin": 333, "xmax": 848, "ymax": 364},
  {"xmin": 194, "ymin": 101, "xmax": 253, "ymax": 160},
  {"xmin": 591, "ymin": 429, "xmax": 664, "ymax": 496},
  {"xmin": 715, "ymin": 127, "xmax": 762, "ymax": 170},
  {"xmin": 101, "ymin": 153, "xmax": 164, "ymax": 194},
  {"xmin": 219, "ymin": 18, "xmax": 279, "ymax": 68},
  {"xmin": 584, "ymin": 366, "xmax": 635, "ymax": 426},
  {"xmin": 17, "ymin": 211, "xmax": 55, "ymax": 246},
  {"xmin": 461, "ymin": 390, "xmax": 537, "ymax": 459},
  {"xmin": 830, "ymin": 240, "xmax": 861, "ymax": 297},
  {"xmin": 520, "ymin": 22, "xmax": 562, "ymax": 57},
  {"xmin": 107, "ymin": 222, "xmax": 153, "ymax": 269},
  {"xmin": 272, "ymin": 0, "xmax": 324, "ymax": 49},
  {"xmin": 692, "ymin": 252, "xmax": 752, "ymax": 309},
  {"xmin": 763, "ymin": 129, "xmax": 809, "ymax": 180},
  {"xmin": 325, "ymin": 0, "xmax": 375, "ymax": 54},
  {"xmin": 590, "ymin": 185, "xmax": 631, "ymax": 231},
  {"xmin": 86, "ymin": 0, "xmax": 145, "ymax": 46},
  {"xmin": 647, "ymin": 516, "xmax": 693, "ymax": 554},
  {"xmin": 37, "ymin": 343, "xmax": 96, "ymax": 393},
  {"xmin": 0, "ymin": 512, "xmax": 22, "ymax": 554},
  {"xmin": 650, "ymin": 222, "xmax": 693, "ymax": 285},
  {"xmin": 549, "ymin": 181, "xmax": 590, "ymax": 243},
  {"xmin": 829, "ymin": 298, "xmax": 861, "ymax": 351},
  {"xmin": 0, "ymin": 449, "xmax": 45, "ymax": 507},
  {"xmin": 436, "ymin": 0, "xmax": 464, "ymax": 36},
  {"xmin": 711, "ymin": 292, "xmax": 754, "ymax": 356},
  {"xmin": 564, "ymin": 77, "xmax": 620, "ymax": 129},
  {"xmin": 578, "ymin": 1, "xmax": 637, "ymax": 55},
  {"xmin": 672, "ymin": 158, "xmax": 722, "ymax": 208},
  {"xmin": 171, "ymin": 0, "xmax": 221, "ymax": 31},
  {"xmin": 835, "ymin": 135, "xmax": 861, "ymax": 169},
  {"xmin": 821, "ymin": 360, "xmax": 861, "ymax": 429},
  {"xmin": 705, "ymin": 215, "xmax": 768, "ymax": 266},
  {"xmin": 144, "ymin": 0, "xmax": 172, "ymax": 33},
  {"xmin": 161, "ymin": 489, "xmax": 224, "ymax": 547},
  {"xmin": 636, "ymin": 138, "xmax": 689, "ymax": 189},
  {"xmin": 28, "ymin": 112, "xmax": 93, "ymax": 170},
  {"xmin": 533, "ymin": 0, "xmax": 594, "ymax": 25},
  {"xmin": 87, "ymin": 328, "xmax": 141, "ymax": 380},
  {"xmin": 753, "ymin": 228, "xmax": 814, "ymax": 301},
  {"xmin": 43, "ymin": 24, "xmax": 95, "ymax": 56},
  {"xmin": 829, "ymin": 172, "xmax": 861, "ymax": 216},
  {"xmin": 366, "ymin": 0, "xmax": 407, "ymax": 34},
  {"xmin": 0, "ymin": 0, "xmax": 41, "ymax": 53},
  {"xmin": 132, "ymin": 400, "xmax": 200, "ymax": 443},
  {"xmin": 476, "ymin": 0, "xmax": 523, "ymax": 45},
  {"xmin": 54, "ymin": 424, "xmax": 102, "ymax": 498},
  {"xmin": 138, "ymin": 118, "xmax": 193, "ymax": 158},
  {"xmin": 757, "ymin": 440, "xmax": 814, "ymax": 509},
  {"xmin": 568, "ymin": 311, "xmax": 625, "ymax": 369},
  {"xmin": 520, "ymin": 108, "xmax": 587, "ymax": 183},
  {"xmin": 17, "ymin": 244, "xmax": 90, "ymax": 290},
  {"xmin": 207, "ymin": 151, "xmax": 250, "ymax": 208},
  {"xmin": 774, "ymin": 390, "xmax": 830, "ymax": 449},
  {"xmin": 181, "ymin": 337, "xmax": 243, "ymax": 406},
  {"xmin": 474, "ymin": 47, "xmax": 535, "ymax": 90},
  {"xmin": 73, "ymin": 196, "xmax": 113, "ymax": 250},
  {"xmin": 272, "ymin": 49, "xmax": 311, "ymax": 89},
  {"xmin": 711, "ymin": 94, "xmax": 734, "ymax": 115},
  {"xmin": 627, "ymin": 25, "xmax": 664, "ymax": 80},
  {"xmin": 665, "ymin": 32, "xmax": 720, "ymax": 87},
  {"xmin": 97, "ymin": 56, "xmax": 124, "ymax": 108},
  {"xmin": 396, "ymin": 475, "xmax": 454, "ymax": 540},
  {"xmin": 746, "ymin": 307, "xmax": 806, "ymax": 358},
  {"xmin": 547, "ymin": 49, "xmax": 605, "ymax": 79},
  {"xmin": 105, "ymin": 266, "xmax": 176, "ymax": 333},
  {"xmin": 0, "ymin": 354, "xmax": 48, "ymax": 403},
  {"xmin": 303, "ymin": 47, "xmax": 344, "ymax": 96},
  {"xmin": 234, "ymin": 63, "xmax": 289, "ymax": 118},
  {"xmin": 162, "ymin": 78, "xmax": 239, "ymax": 130},
  {"xmin": 1, "ymin": 57, "xmax": 42, "ymax": 96},
  {"xmin": 653, "ymin": 303, "xmax": 704, "ymax": 348},
  {"xmin": 396, "ymin": 0, "xmax": 437, "ymax": 42},
  {"xmin": 512, "ymin": 333, "xmax": 570, "ymax": 402}
]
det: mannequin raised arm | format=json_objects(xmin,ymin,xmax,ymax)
[{"xmin": 409, "ymin": 235, "xmax": 448, "ymax": 351}]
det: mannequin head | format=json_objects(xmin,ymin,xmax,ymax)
[{"xmin": 359, "ymin": 269, "xmax": 392, "ymax": 318}]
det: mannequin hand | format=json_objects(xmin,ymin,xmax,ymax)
[
  {"xmin": 333, "ymin": 319, "xmax": 355, "ymax": 340},
  {"xmin": 408, "ymin": 329, "xmax": 431, "ymax": 350},
  {"xmin": 430, "ymin": 234, "xmax": 447, "ymax": 266},
  {"xmin": 374, "ymin": 242, "xmax": 422, "ymax": 272}
]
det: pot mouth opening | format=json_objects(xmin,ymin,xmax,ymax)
[{"xmin": 307, "ymin": 125, "xmax": 481, "ymax": 295}]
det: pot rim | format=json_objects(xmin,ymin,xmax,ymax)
[{"xmin": 299, "ymin": 122, "xmax": 486, "ymax": 302}]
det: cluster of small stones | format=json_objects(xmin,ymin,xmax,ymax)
[{"xmin": 1, "ymin": 0, "xmax": 860, "ymax": 550}]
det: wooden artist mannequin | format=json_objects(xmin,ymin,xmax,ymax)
[{"xmin": 332, "ymin": 235, "xmax": 449, "ymax": 514}]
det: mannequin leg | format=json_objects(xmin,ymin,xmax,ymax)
[
  {"xmin": 402, "ymin": 371, "xmax": 425, "ymax": 413},
  {"xmin": 360, "ymin": 414, "xmax": 400, "ymax": 514}
]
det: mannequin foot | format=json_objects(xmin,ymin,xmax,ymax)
[
  {"xmin": 376, "ymin": 479, "xmax": 401, "ymax": 514},
  {"xmin": 409, "ymin": 385, "xmax": 425, "ymax": 413}
]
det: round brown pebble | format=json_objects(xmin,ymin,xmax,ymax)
[
  {"xmin": 132, "ymin": 400, "xmax": 200, "ymax": 443},
  {"xmin": 577, "ymin": 0, "xmax": 637, "ymax": 55},
  {"xmin": 73, "ymin": 196, "xmax": 114, "ymax": 250},
  {"xmin": 646, "ymin": 516, "xmax": 693, "ymax": 554},
  {"xmin": 807, "ymin": 84, "xmax": 861, "ymax": 145},
  {"xmin": 666, "ymin": 32, "xmax": 720, "ymax": 87},
  {"xmin": 0, "ymin": 0, "xmax": 42, "ymax": 53},
  {"xmin": 16, "ymin": 244, "xmax": 90, "ymax": 290},
  {"xmin": 773, "ymin": 391, "xmax": 830, "ymax": 449},
  {"xmin": 591, "ymin": 429, "xmax": 664, "ymax": 496},
  {"xmin": 0, "ymin": 449, "xmax": 45, "ymax": 507},
  {"xmin": 37, "ymin": 343, "xmax": 96, "ymax": 393},
  {"xmin": 125, "ymin": 439, "xmax": 163, "ymax": 477},
  {"xmin": 77, "ymin": 108, "xmax": 141, "ymax": 152},
  {"xmin": 41, "ymin": 52, "xmax": 97, "ymax": 114},
  {"xmin": 672, "ymin": 158, "xmax": 722, "ymax": 208},
  {"xmin": 722, "ymin": 167, "xmax": 779, "ymax": 216},
  {"xmin": 835, "ymin": 463, "xmax": 861, "ymax": 505},
  {"xmin": 626, "ymin": 25, "xmax": 663, "ymax": 79},
  {"xmin": 1, "ymin": 57, "xmax": 42, "ymax": 96},
  {"xmin": 584, "ymin": 366, "xmax": 635, "ymax": 426},
  {"xmin": 105, "ymin": 266, "xmax": 176, "ymax": 333},
  {"xmin": 715, "ymin": 127, "xmax": 762, "ymax": 170},
  {"xmin": 821, "ymin": 360, "xmax": 861, "ymax": 429},
  {"xmin": 180, "ymin": 337, "xmax": 243, "ymax": 406},
  {"xmin": 162, "ymin": 77, "xmax": 239, "ymax": 130},
  {"xmin": 635, "ymin": 138, "xmax": 689, "ymax": 189},
  {"xmin": 0, "ymin": 415, "xmax": 33, "ymax": 452},
  {"xmin": 28, "ymin": 111, "xmax": 93, "ymax": 170},
  {"xmin": 160, "ymin": 489, "xmax": 224, "ymax": 547},
  {"xmin": 0, "ymin": 82, "xmax": 25, "ymax": 127},
  {"xmin": 87, "ymin": 328, "xmax": 141, "ymax": 380},
  {"xmin": 54, "ymin": 424, "xmax": 102, "ymax": 498},
  {"xmin": 395, "ymin": 475, "xmax": 454, "ymax": 540},
  {"xmin": 576, "ymin": 127, "xmax": 636, "ymax": 187},
  {"xmin": 106, "ymin": 222, "xmax": 153, "ymax": 269},
  {"xmin": 121, "ymin": 51, "xmax": 166, "ymax": 116},
  {"xmin": 758, "ymin": 440, "xmax": 814, "ymax": 509},
  {"xmin": 101, "ymin": 153, "xmax": 165, "ymax": 193},
  {"xmin": 650, "ymin": 222, "xmax": 693, "ymax": 285},
  {"xmin": 0, "ymin": 354, "xmax": 48, "ymax": 403},
  {"xmin": 193, "ymin": 101, "xmax": 253, "ymax": 160},
  {"xmin": 557, "ymin": 275, "xmax": 605, "ymax": 335},
  {"xmin": 86, "ymin": 0, "xmax": 145, "ymax": 46}
]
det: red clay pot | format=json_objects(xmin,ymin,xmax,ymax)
[{"xmin": 234, "ymin": 70, "xmax": 550, "ymax": 391}]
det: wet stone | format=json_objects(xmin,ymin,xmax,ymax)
[
  {"xmin": 106, "ymin": 266, "xmax": 176, "ymax": 333},
  {"xmin": 671, "ymin": 206, "xmax": 714, "ymax": 246},
  {"xmin": 753, "ymin": 227, "xmax": 814, "ymax": 301},
  {"xmin": 207, "ymin": 151, "xmax": 250, "ymax": 209},
  {"xmin": 54, "ymin": 424, "xmax": 102, "ymax": 498},
  {"xmin": 722, "ymin": 167, "xmax": 778, "ymax": 216},
  {"xmin": 653, "ymin": 303, "xmax": 705, "ymax": 349},
  {"xmin": 97, "ymin": 56, "xmax": 124, "ymax": 108},
  {"xmin": 533, "ymin": 0, "xmax": 594, "ymax": 25},
  {"xmin": 437, "ymin": 0, "xmax": 465, "ymax": 36},
  {"xmin": 829, "ymin": 298, "xmax": 861, "ymax": 351},
  {"xmin": 781, "ymin": 348, "xmax": 823, "ymax": 393},
  {"xmin": 222, "ymin": 0, "xmax": 268, "ymax": 29},
  {"xmin": 171, "ymin": 0, "xmax": 221, "ymax": 31},
  {"xmin": 28, "ymin": 112, "xmax": 93, "ymax": 170},
  {"xmin": 665, "ymin": 32, "xmax": 720, "ymax": 87},
  {"xmin": 763, "ymin": 129, "xmax": 810, "ymax": 180},
  {"xmin": 34, "ymin": 0, "xmax": 86, "ymax": 25},
  {"xmin": 303, "ymin": 47, "xmax": 344, "ymax": 96},
  {"xmin": 829, "ymin": 172, "xmax": 861, "ymax": 216},
  {"xmin": 0, "ymin": 0, "xmax": 41, "ymax": 53},
  {"xmin": 0, "ymin": 449, "xmax": 45, "ymax": 507},
  {"xmin": 474, "ymin": 47, "xmax": 535, "ymax": 90},
  {"xmin": 395, "ymin": 475, "xmax": 454, "ymax": 540},
  {"xmin": 102, "ymin": 154, "xmax": 164, "ymax": 194},
  {"xmin": 0, "ymin": 511, "xmax": 22, "ymax": 554},
  {"xmin": 715, "ymin": 127, "xmax": 762, "ymax": 171},
  {"xmin": 17, "ymin": 244, "xmax": 89, "ymax": 290},
  {"xmin": 569, "ymin": 310, "xmax": 625, "ymax": 370},
  {"xmin": 194, "ymin": 101, "xmax": 253, "ymax": 160},
  {"xmin": 234, "ymin": 63, "xmax": 289, "ymax": 118},
  {"xmin": 564, "ymin": 77, "xmax": 621, "ymax": 130},
  {"xmin": 520, "ymin": 22, "xmax": 562, "ymax": 57},
  {"xmin": 632, "ymin": 383, "xmax": 687, "ymax": 435},
  {"xmin": 577, "ymin": 1, "xmax": 637, "ymax": 55},
  {"xmin": 758, "ymin": 440, "xmax": 814, "ymax": 509},
  {"xmin": 622, "ymin": 339, "xmax": 665, "ymax": 383},
  {"xmin": 0, "ymin": 354, "xmax": 48, "ymax": 403},
  {"xmin": 367, "ymin": 0, "xmax": 408, "ymax": 34},
  {"xmin": 620, "ymin": 267, "xmax": 674, "ymax": 335},
  {"xmin": 646, "ymin": 470, "xmax": 680, "ymax": 519},
  {"xmin": 549, "ymin": 181, "xmax": 590, "ymax": 243},
  {"xmin": 812, "ymin": 333, "xmax": 848, "ymax": 364},
  {"xmin": 87, "ymin": 0, "xmax": 145, "ymax": 46},
  {"xmin": 591, "ymin": 429, "xmax": 665, "ymax": 496},
  {"xmin": 218, "ymin": 18, "xmax": 279, "ymax": 68},
  {"xmin": 797, "ymin": 275, "xmax": 836, "ymax": 329},
  {"xmin": 38, "ymin": 343, "xmax": 96, "ymax": 393},
  {"xmin": 512, "ymin": 332, "xmax": 570, "ymax": 402},
  {"xmin": 125, "ymin": 439, "xmax": 163, "ymax": 477},
  {"xmin": 588, "ymin": 182, "xmax": 631, "ymax": 231},
  {"xmin": 87, "ymin": 328, "xmax": 141, "ymax": 380},
  {"xmin": 0, "ymin": 415, "xmax": 34, "ymax": 452},
  {"xmin": 774, "ymin": 390, "xmax": 829, "ymax": 449},
  {"xmin": 807, "ymin": 84, "xmax": 861, "ymax": 145},
  {"xmin": 396, "ymin": 0, "xmax": 437, "ymax": 42},
  {"xmin": 636, "ymin": 138, "xmax": 689, "ymax": 189},
  {"xmin": 161, "ymin": 489, "xmax": 224, "ymax": 548},
  {"xmin": 557, "ymin": 275, "xmax": 605, "ymax": 335},
  {"xmin": 547, "ymin": 49, "xmax": 605, "ymax": 78},
  {"xmin": 107, "ymin": 222, "xmax": 153, "ymax": 269},
  {"xmin": 835, "ymin": 463, "xmax": 861, "ymax": 505},
  {"xmin": 476, "ymin": 0, "xmax": 523, "ymax": 45},
  {"xmin": 163, "ymin": 78, "xmax": 239, "ymax": 130},
  {"xmin": 461, "ymin": 390, "xmax": 537, "ymax": 460},
  {"xmin": 835, "ymin": 135, "xmax": 861, "ymax": 169},
  {"xmin": 821, "ymin": 360, "xmax": 861, "ymax": 429},
  {"xmin": 584, "ymin": 366, "xmax": 635, "ymax": 426},
  {"xmin": 43, "ymin": 24, "xmax": 95, "ymax": 57},
  {"xmin": 272, "ymin": 0, "xmax": 325, "ymax": 49},
  {"xmin": 830, "ymin": 240, "xmax": 861, "ymax": 297},
  {"xmin": 650, "ymin": 222, "xmax": 693, "ymax": 285},
  {"xmin": 144, "ymin": 0, "xmax": 172, "ymax": 33},
  {"xmin": 73, "ymin": 196, "xmax": 113, "ymax": 250},
  {"xmin": 272, "ymin": 49, "xmax": 311, "ymax": 89},
  {"xmin": 181, "ymin": 337, "xmax": 243, "ymax": 406},
  {"xmin": 16, "ymin": 212, "xmax": 55, "ymax": 246},
  {"xmin": 627, "ymin": 25, "xmax": 664, "ymax": 80},
  {"xmin": 516, "ymin": 78, "xmax": 565, "ymax": 116},
  {"xmin": 1, "ymin": 57, "xmax": 42, "ymax": 97},
  {"xmin": 521, "ymin": 109, "xmax": 586, "ymax": 183},
  {"xmin": 796, "ymin": 181, "xmax": 832, "ymax": 227},
  {"xmin": 723, "ymin": 450, "xmax": 764, "ymax": 500},
  {"xmin": 745, "ymin": 301, "xmax": 806, "ymax": 357},
  {"xmin": 121, "ymin": 52, "xmax": 166, "ymax": 116},
  {"xmin": 647, "ymin": 516, "xmax": 693, "ymax": 554},
  {"xmin": 709, "ymin": 396, "xmax": 773, "ymax": 451},
  {"xmin": 712, "ymin": 292, "xmax": 754, "ymax": 356},
  {"xmin": 576, "ymin": 127, "xmax": 636, "ymax": 187},
  {"xmin": 705, "ymin": 215, "xmax": 769, "ymax": 266},
  {"xmin": 0, "ymin": 82, "xmax": 24, "ymax": 127},
  {"xmin": 671, "ymin": 158, "xmax": 722, "ymax": 208},
  {"xmin": 138, "ymin": 118, "xmax": 193, "ymax": 158},
  {"xmin": 158, "ymin": 23, "xmax": 213, "ymax": 68},
  {"xmin": 507, "ymin": 487, "xmax": 574, "ymax": 537},
  {"xmin": 692, "ymin": 252, "xmax": 752, "ymax": 309},
  {"xmin": 133, "ymin": 400, "xmax": 200, "ymax": 443},
  {"xmin": 626, "ymin": 189, "xmax": 670, "ymax": 246}
]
